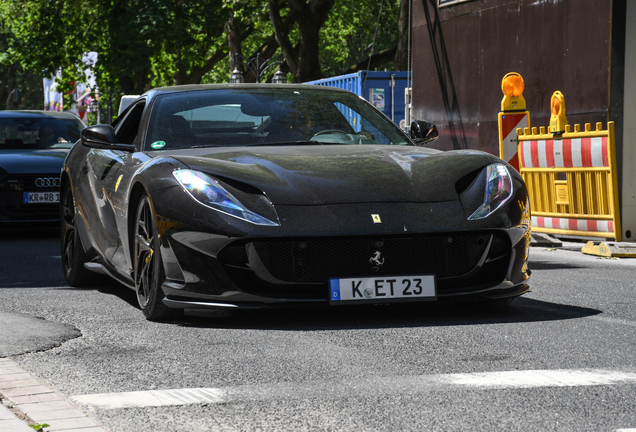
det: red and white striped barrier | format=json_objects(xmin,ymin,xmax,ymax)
[
  {"xmin": 520, "ymin": 137, "xmax": 609, "ymax": 169},
  {"xmin": 531, "ymin": 216, "xmax": 614, "ymax": 234},
  {"xmin": 498, "ymin": 112, "xmax": 528, "ymax": 171}
]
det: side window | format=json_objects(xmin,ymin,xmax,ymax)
[
  {"xmin": 115, "ymin": 102, "xmax": 146, "ymax": 144},
  {"xmin": 335, "ymin": 103, "xmax": 391, "ymax": 144}
]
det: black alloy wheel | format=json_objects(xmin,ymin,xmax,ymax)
[
  {"xmin": 133, "ymin": 194, "xmax": 179, "ymax": 321},
  {"xmin": 61, "ymin": 182, "xmax": 95, "ymax": 286}
]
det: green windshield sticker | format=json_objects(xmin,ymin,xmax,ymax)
[{"xmin": 151, "ymin": 141, "xmax": 166, "ymax": 149}]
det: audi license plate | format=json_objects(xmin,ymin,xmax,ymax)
[
  {"xmin": 23, "ymin": 192, "xmax": 60, "ymax": 204},
  {"xmin": 329, "ymin": 275, "xmax": 436, "ymax": 304}
]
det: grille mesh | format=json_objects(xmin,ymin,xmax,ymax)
[{"xmin": 250, "ymin": 233, "xmax": 493, "ymax": 283}]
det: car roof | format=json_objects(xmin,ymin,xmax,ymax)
[
  {"xmin": 141, "ymin": 83, "xmax": 352, "ymax": 101},
  {"xmin": 0, "ymin": 110, "xmax": 84, "ymax": 121}
]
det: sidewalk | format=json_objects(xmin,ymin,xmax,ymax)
[
  {"xmin": 0, "ymin": 312, "xmax": 107, "ymax": 432},
  {"xmin": 0, "ymin": 402, "xmax": 32, "ymax": 432}
]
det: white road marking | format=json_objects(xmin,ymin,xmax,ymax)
[
  {"xmin": 590, "ymin": 315, "xmax": 636, "ymax": 328},
  {"xmin": 444, "ymin": 369, "xmax": 636, "ymax": 388},
  {"xmin": 71, "ymin": 368, "xmax": 636, "ymax": 410},
  {"xmin": 72, "ymin": 388, "xmax": 224, "ymax": 410}
]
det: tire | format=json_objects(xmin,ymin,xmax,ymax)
[
  {"xmin": 133, "ymin": 194, "xmax": 180, "ymax": 321},
  {"xmin": 61, "ymin": 182, "xmax": 96, "ymax": 286}
]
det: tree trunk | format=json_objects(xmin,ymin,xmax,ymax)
[
  {"xmin": 186, "ymin": 49, "xmax": 228, "ymax": 84},
  {"xmin": 394, "ymin": 0, "xmax": 410, "ymax": 71},
  {"xmin": 6, "ymin": 89, "xmax": 15, "ymax": 110},
  {"xmin": 226, "ymin": 13, "xmax": 243, "ymax": 74},
  {"xmin": 296, "ymin": 19, "xmax": 322, "ymax": 82},
  {"xmin": 286, "ymin": 0, "xmax": 335, "ymax": 83},
  {"xmin": 269, "ymin": 0, "xmax": 299, "ymax": 77},
  {"xmin": 119, "ymin": 75, "xmax": 134, "ymax": 96},
  {"xmin": 345, "ymin": 47, "xmax": 398, "ymax": 75}
]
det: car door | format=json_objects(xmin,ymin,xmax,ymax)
[{"xmin": 77, "ymin": 100, "xmax": 147, "ymax": 273}]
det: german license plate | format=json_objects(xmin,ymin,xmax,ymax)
[
  {"xmin": 330, "ymin": 275, "xmax": 436, "ymax": 303},
  {"xmin": 23, "ymin": 192, "xmax": 60, "ymax": 204}
]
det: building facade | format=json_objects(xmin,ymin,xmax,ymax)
[{"xmin": 411, "ymin": 0, "xmax": 636, "ymax": 240}]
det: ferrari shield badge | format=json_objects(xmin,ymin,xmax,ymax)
[{"xmin": 372, "ymin": 214, "xmax": 381, "ymax": 223}]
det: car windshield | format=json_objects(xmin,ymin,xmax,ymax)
[
  {"xmin": 144, "ymin": 88, "xmax": 411, "ymax": 150},
  {"xmin": 0, "ymin": 116, "xmax": 83, "ymax": 150}
]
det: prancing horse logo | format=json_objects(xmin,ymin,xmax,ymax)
[{"xmin": 369, "ymin": 251, "xmax": 384, "ymax": 272}]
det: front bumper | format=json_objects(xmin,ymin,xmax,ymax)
[
  {"xmin": 159, "ymin": 228, "xmax": 531, "ymax": 309},
  {"xmin": 0, "ymin": 173, "xmax": 61, "ymax": 222}
]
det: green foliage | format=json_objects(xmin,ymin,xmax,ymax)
[
  {"xmin": 320, "ymin": 0, "xmax": 400, "ymax": 76},
  {"xmin": 1, "ymin": 0, "xmax": 97, "ymax": 109},
  {"xmin": 1, "ymin": 0, "xmax": 402, "ymax": 106},
  {"xmin": 202, "ymin": 1, "xmax": 278, "ymax": 84},
  {"xmin": 0, "ymin": 20, "xmax": 44, "ymax": 109},
  {"xmin": 29, "ymin": 424, "xmax": 50, "ymax": 431}
]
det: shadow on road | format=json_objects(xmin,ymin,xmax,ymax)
[
  {"xmin": 167, "ymin": 297, "xmax": 601, "ymax": 331},
  {"xmin": 0, "ymin": 226, "xmax": 67, "ymax": 288},
  {"xmin": 528, "ymin": 262, "xmax": 587, "ymax": 270},
  {"xmin": 70, "ymin": 273, "xmax": 602, "ymax": 331},
  {"xmin": 0, "ymin": 226, "xmax": 59, "ymax": 239},
  {"xmin": 97, "ymin": 283, "xmax": 139, "ymax": 309},
  {"xmin": 84, "ymin": 277, "xmax": 602, "ymax": 331}
]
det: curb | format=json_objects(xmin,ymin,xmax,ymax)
[
  {"xmin": 581, "ymin": 241, "xmax": 636, "ymax": 258},
  {"xmin": 0, "ymin": 358, "xmax": 107, "ymax": 432}
]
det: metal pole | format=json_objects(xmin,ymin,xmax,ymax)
[
  {"xmin": 107, "ymin": 86, "xmax": 112, "ymax": 124},
  {"xmin": 390, "ymin": 74, "xmax": 395, "ymax": 123}
]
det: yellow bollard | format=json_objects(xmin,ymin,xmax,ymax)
[{"xmin": 549, "ymin": 91, "xmax": 568, "ymax": 134}]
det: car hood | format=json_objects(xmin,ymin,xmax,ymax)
[
  {"xmin": 162, "ymin": 145, "xmax": 493, "ymax": 205},
  {"xmin": 0, "ymin": 149, "xmax": 69, "ymax": 174}
]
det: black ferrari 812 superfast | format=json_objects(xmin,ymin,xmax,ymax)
[{"xmin": 61, "ymin": 84, "xmax": 531, "ymax": 320}]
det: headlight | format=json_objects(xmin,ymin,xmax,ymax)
[
  {"xmin": 173, "ymin": 169, "xmax": 279, "ymax": 226},
  {"xmin": 468, "ymin": 163, "xmax": 513, "ymax": 220}
]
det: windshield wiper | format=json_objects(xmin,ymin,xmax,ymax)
[
  {"xmin": 172, "ymin": 145, "xmax": 223, "ymax": 149},
  {"xmin": 248, "ymin": 141, "xmax": 339, "ymax": 147}
]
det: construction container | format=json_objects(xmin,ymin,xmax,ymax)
[{"xmin": 304, "ymin": 71, "xmax": 411, "ymax": 129}]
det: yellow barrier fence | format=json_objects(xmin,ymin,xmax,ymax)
[{"xmin": 517, "ymin": 122, "xmax": 622, "ymax": 241}]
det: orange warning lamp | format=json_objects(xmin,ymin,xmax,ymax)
[
  {"xmin": 501, "ymin": 72, "xmax": 526, "ymax": 111},
  {"xmin": 549, "ymin": 91, "xmax": 568, "ymax": 134}
]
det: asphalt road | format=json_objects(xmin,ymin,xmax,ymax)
[{"xmin": 1, "ymin": 227, "xmax": 636, "ymax": 431}]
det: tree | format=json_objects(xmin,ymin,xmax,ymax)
[
  {"xmin": 0, "ymin": 23, "xmax": 43, "ymax": 110},
  {"xmin": 148, "ymin": 0, "xmax": 231, "ymax": 86},
  {"xmin": 0, "ymin": 0, "xmax": 97, "ymax": 108},
  {"xmin": 394, "ymin": 0, "xmax": 411, "ymax": 71},
  {"xmin": 313, "ymin": 0, "xmax": 401, "ymax": 77},
  {"xmin": 1, "ymin": 0, "xmax": 405, "ymax": 109},
  {"xmin": 269, "ymin": 0, "xmax": 335, "ymax": 82},
  {"xmin": 1, "ymin": 0, "xmax": 235, "ymax": 105}
]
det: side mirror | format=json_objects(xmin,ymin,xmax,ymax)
[
  {"xmin": 81, "ymin": 125, "xmax": 135, "ymax": 151},
  {"xmin": 410, "ymin": 120, "xmax": 439, "ymax": 145}
]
